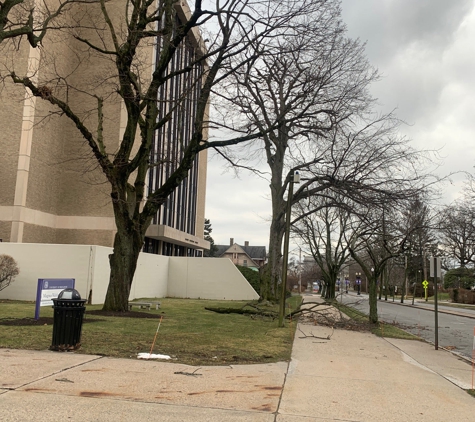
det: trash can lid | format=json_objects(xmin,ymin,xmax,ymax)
[{"xmin": 57, "ymin": 288, "xmax": 81, "ymax": 300}]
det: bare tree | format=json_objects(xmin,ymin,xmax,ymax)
[
  {"xmin": 212, "ymin": 0, "xmax": 377, "ymax": 300},
  {"xmin": 211, "ymin": 0, "xmax": 433, "ymax": 302},
  {"xmin": 294, "ymin": 197, "xmax": 351, "ymax": 299},
  {"xmin": 0, "ymin": 0, "xmax": 71, "ymax": 46},
  {"xmin": 438, "ymin": 201, "xmax": 475, "ymax": 269},
  {"xmin": 0, "ymin": 254, "xmax": 19, "ymax": 291},
  {"xmin": 5, "ymin": 0, "xmax": 319, "ymax": 311},
  {"xmin": 347, "ymin": 208, "xmax": 407, "ymax": 323},
  {"xmin": 348, "ymin": 197, "xmax": 438, "ymax": 322},
  {"xmin": 398, "ymin": 197, "xmax": 436, "ymax": 297}
]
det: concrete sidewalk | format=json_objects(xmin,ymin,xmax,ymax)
[{"xmin": 1, "ymin": 323, "xmax": 474, "ymax": 421}]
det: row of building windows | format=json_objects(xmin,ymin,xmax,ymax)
[
  {"xmin": 148, "ymin": 14, "xmax": 203, "ymax": 237},
  {"xmin": 143, "ymin": 238, "xmax": 203, "ymax": 257}
]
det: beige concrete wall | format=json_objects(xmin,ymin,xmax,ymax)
[
  {"xmin": 168, "ymin": 257, "xmax": 259, "ymax": 300},
  {"xmin": 22, "ymin": 224, "xmax": 58, "ymax": 244},
  {"xmin": 0, "ymin": 222, "xmax": 12, "ymax": 242},
  {"xmin": 24, "ymin": 99, "xmax": 65, "ymax": 215},
  {"xmin": 55, "ymin": 229, "xmax": 114, "ymax": 247},
  {"xmin": 0, "ymin": 40, "xmax": 30, "ymax": 208},
  {"xmin": 131, "ymin": 253, "xmax": 169, "ymax": 300},
  {"xmin": 23, "ymin": 3, "xmax": 122, "ymax": 219},
  {"xmin": 87, "ymin": 246, "xmax": 112, "ymax": 305},
  {"xmin": 0, "ymin": 244, "xmax": 258, "ymax": 303},
  {"xmin": 0, "ymin": 243, "xmax": 91, "ymax": 301}
]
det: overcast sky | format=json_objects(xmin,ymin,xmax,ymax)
[{"xmin": 205, "ymin": 0, "xmax": 475, "ymax": 250}]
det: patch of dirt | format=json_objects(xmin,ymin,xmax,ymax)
[
  {"xmin": 86, "ymin": 310, "xmax": 163, "ymax": 319},
  {"xmin": 0, "ymin": 310, "xmax": 163, "ymax": 326},
  {"xmin": 0, "ymin": 317, "xmax": 104, "ymax": 326}
]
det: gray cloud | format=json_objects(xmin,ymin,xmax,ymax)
[
  {"xmin": 341, "ymin": 0, "xmax": 473, "ymax": 63},
  {"xmin": 205, "ymin": 1, "xmax": 475, "ymax": 247}
]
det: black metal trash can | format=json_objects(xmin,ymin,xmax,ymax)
[{"xmin": 50, "ymin": 289, "xmax": 86, "ymax": 351}]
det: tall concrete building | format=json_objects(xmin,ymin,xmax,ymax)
[{"xmin": 0, "ymin": 1, "xmax": 208, "ymax": 256}]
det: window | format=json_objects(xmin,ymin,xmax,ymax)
[{"xmin": 243, "ymin": 260, "xmax": 247, "ymax": 266}]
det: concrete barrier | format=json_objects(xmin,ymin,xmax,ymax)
[{"xmin": 0, "ymin": 243, "xmax": 258, "ymax": 303}]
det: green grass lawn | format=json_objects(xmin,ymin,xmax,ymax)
[{"xmin": 0, "ymin": 297, "xmax": 301, "ymax": 365}]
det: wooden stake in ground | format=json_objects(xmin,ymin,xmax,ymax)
[{"xmin": 149, "ymin": 316, "xmax": 163, "ymax": 356}]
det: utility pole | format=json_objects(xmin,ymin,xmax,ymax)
[
  {"xmin": 298, "ymin": 247, "xmax": 302, "ymax": 294},
  {"xmin": 430, "ymin": 256, "xmax": 440, "ymax": 350}
]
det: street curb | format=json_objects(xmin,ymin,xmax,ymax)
[{"xmin": 381, "ymin": 298, "xmax": 475, "ymax": 320}]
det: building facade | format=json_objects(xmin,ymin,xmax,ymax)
[
  {"xmin": 215, "ymin": 239, "xmax": 267, "ymax": 270},
  {"xmin": 0, "ymin": 1, "xmax": 208, "ymax": 256}
]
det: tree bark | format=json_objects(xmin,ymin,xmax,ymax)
[
  {"xmin": 264, "ymin": 217, "xmax": 285, "ymax": 301},
  {"xmin": 263, "ymin": 160, "xmax": 286, "ymax": 301},
  {"xmin": 102, "ymin": 188, "xmax": 147, "ymax": 311},
  {"xmin": 103, "ymin": 228, "xmax": 143, "ymax": 311},
  {"xmin": 368, "ymin": 277, "xmax": 378, "ymax": 323}
]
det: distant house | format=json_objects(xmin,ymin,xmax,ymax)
[{"xmin": 215, "ymin": 238, "xmax": 267, "ymax": 270}]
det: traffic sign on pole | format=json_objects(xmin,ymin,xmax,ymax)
[
  {"xmin": 422, "ymin": 280, "xmax": 429, "ymax": 301},
  {"xmin": 431, "ymin": 257, "xmax": 439, "ymax": 350},
  {"xmin": 429, "ymin": 257, "xmax": 441, "ymax": 278}
]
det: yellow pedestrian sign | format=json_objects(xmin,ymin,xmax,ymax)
[{"xmin": 422, "ymin": 280, "xmax": 429, "ymax": 301}]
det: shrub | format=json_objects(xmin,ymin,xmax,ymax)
[
  {"xmin": 449, "ymin": 288, "xmax": 475, "ymax": 304},
  {"xmin": 0, "ymin": 254, "xmax": 20, "ymax": 291},
  {"xmin": 236, "ymin": 265, "xmax": 260, "ymax": 293}
]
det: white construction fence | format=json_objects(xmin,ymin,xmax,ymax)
[{"xmin": 0, "ymin": 243, "xmax": 258, "ymax": 304}]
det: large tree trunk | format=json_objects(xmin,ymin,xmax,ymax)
[
  {"xmin": 322, "ymin": 268, "xmax": 338, "ymax": 300},
  {"xmin": 320, "ymin": 280, "xmax": 327, "ymax": 298},
  {"xmin": 263, "ymin": 217, "xmax": 285, "ymax": 301},
  {"xmin": 262, "ymin": 169, "xmax": 286, "ymax": 301},
  {"xmin": 324, "ymin": 280, "xmax": 336, "ymax": 300},
  {"xmin": 102, "ymin": 215, "xmax": 145, "ymax": 311},
  {"xmin": 261, "ymin": 132, "xmax": 287, "ymax": 302},
  {"xmin": 368, "ymin": 277, "xmax": 378, "ymax": 323},
  {"xmin": 103, "ymin": 235, "xmax": 141, "ymax": 311}
]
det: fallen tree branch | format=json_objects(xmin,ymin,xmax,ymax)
[
  {"xmin": 174, "ymin": 368, "xmax": 202, "ymax": 376},
  {"xmin": 298, "ymin": 326, "xmax": 334, "ymax": 340},
  {"xmin": 205, "ymin": 307, "xmax": 277, "ymax": 319},
  {"xmin": 286, "ymin": 301, "xmax": 331, "ymax": 318}
]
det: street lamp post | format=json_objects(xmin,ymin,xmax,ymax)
[
  {"xmin": 370, "ymin": 267, "xmax": 374, "ymax": 295},
  {"xmin": 298, "ymin": 247, "xmax": 302, "ymax": 293},
  {"xmin": 418, "ymin": 270, "xmax": 422, "ymax": 299},
  {"xmin": 412, "ymin": 269, "xmax": 421, "ymax": 305}
]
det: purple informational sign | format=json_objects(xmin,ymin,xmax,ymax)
[{"xmin": 35, "ymin": 278, "xmax": 75, "ymax": 320}]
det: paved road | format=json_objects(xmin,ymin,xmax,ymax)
[{"xmin": 341, "ymin": 293, "xmax": 475, "ymax": 359}]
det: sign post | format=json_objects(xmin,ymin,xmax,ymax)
[
  {"xmin": 472, "ymin": 327, "xmax": 475, "ymax": 390},
  {"xmin": 35, "ymin": 278, "xmax": 75, "ymax": 320},
  {"xmin": 422, "ymin": 280, "xmax": 429, "ymax": 301},
  {"xmin": 430, "ymin": 257, "xmax": 441, "ymax": 350}
]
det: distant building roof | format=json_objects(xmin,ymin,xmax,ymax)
[
  {"xmin": 215, "ymin": 244, "xmax": 229, "ymax": 257},
  {"xmin": 240, "ymin": 245, "xmax": 266, "ymax": 260},
  {"xmin": 215, "ymin": 239, "xmax": 267, "ymax": 261}
]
